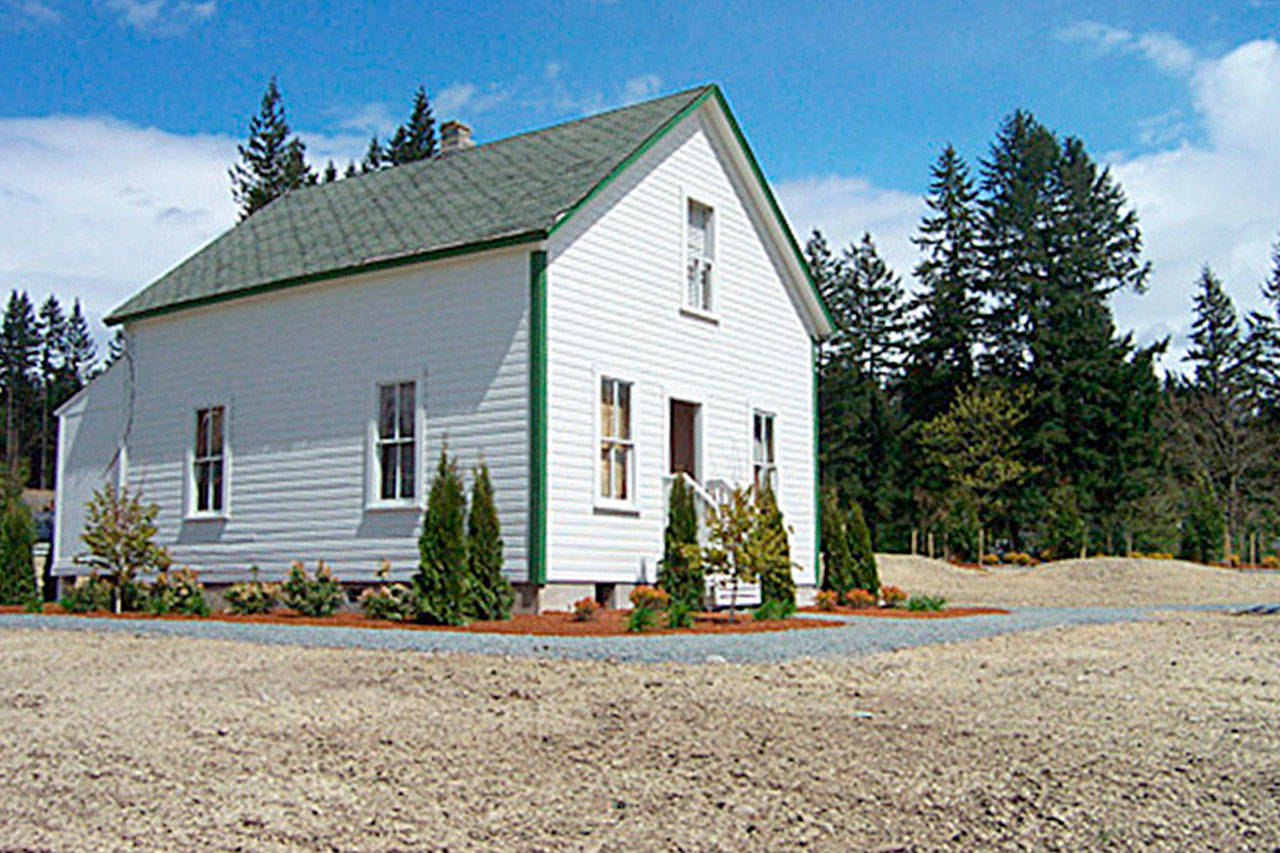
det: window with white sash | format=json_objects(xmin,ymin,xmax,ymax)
[
  {"xmin": 752, "ymin": 410, "xmax": 777, "ymax": 492},
  {"xmin": 376, "ymin": 381, "xmax": 417, "ymax": 501},
  {"xmin": 685, "ymin": 199, "xmax": 714, "ymax": 313},
  {"xmin": 599, "ymin": 377, "xmax": 634, "ymax": 504},
  {"xmin": 193, "ymin": 406, "xmax": 225, "ymax": 514}
]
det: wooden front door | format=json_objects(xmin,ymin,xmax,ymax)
[{"xmin": 669, "ymin": 400, "xmax": 699, "ymax": 481}]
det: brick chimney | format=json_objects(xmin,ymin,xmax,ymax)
[{"xmin": 439, "ymin": 120, "xmax": 475, "ymax": 154}]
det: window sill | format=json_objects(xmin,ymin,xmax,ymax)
[
  {"xmin": 679, "ymin": 305, "xmax": 719, "ymax": 325},
  {"xmin": 364, "ymin": 500, "xmax": 422, "ymax": 513},
  {"xmin": 593, "ymin": 500, "xmax": 640, "ymax": 517},
  {"xmin": 183, "ymin": 512, "xmax": 229, "ymax": 523}
]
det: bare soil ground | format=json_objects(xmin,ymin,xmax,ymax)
[
  {"xmin": 879, "ymin": 554, "xmax": 1280, "ymax": 607},
  {"xmin": 2, "ymin": 612, "xmax": 1278, "ymax": 851}
]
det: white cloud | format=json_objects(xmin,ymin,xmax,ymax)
[
  {"xmin": 105, "ymin": 0, "xmax": 215, "ymax": 34},
  {"xmin": 622, "ymin": 74, "xmax": 662, "ymax": 104},
  {"xmin": 9, "ymin": 0, "xmax": 60, "ymax": 24},
  {"xmin": 0, "ymin": 115, "xmax": 237, "ymax": 333},
  {"xmin": 1058, "ymin": 20, "xmax": 1197, "ymax": 75},
  {"xmin": 775, "ymin": 174, "xmax": 923, "ymax": 280}
]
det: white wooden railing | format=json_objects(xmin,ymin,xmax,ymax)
[{"xmin": 661, "ymin": 472, "xmax": 762, "ymax": 609}]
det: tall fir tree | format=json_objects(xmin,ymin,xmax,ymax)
[
  {"xmin": 387, "ymin": 87, "xmax": 438, "ymax": 165},
  {"xmin": 228, "ymin": 77, "xmax": 315, "ymax": 219},
  {"xmin": 465, "ymin": 461, "xmax": 513, "ymax": 620},
  {"xmin": 413, "ymin": 449, "xmax": 470, "ymax": 625},
  {"xmin": 35, "ymin": 296, "xmax": 67, "ymax": 489},
  {"xmin": 361, "ymin": 136, "xmax": 386, "ymax": 173},
  {"xmin": 1185, "ymin": 266, "xmax": 1243, "ymax": 397},
  {"xmin": 65, "ymin": 299, "xmax": 97, "ymax": 383},
  {"xmin": 1, "ymin": 292, "xmax": 38, "ymax": 471}
]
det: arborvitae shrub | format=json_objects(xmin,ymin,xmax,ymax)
[
  {"xmin": 657, "ymin": 476, "xmax": 704, "ymax": 611},
  {"xmin": 0, "ymin": 467, "xmax": 36, "ymax": 605},
  {"xmin": 755, "ymin": 486, "xmax": 795, "ymax": 611},
  {"xmin": 819, "ymin": 488, "xmax": 857, "ymax": 599},
  {"xmin": 413, "ymin": 449, "xmax": 470, "ymax": 625},
  {"xmin": 846, "ymin": 500, "xmax": 880, "ymax": 594},
  {"xmin": 466, "ymin": 462, "xmax": 514, "ymax": 620}
]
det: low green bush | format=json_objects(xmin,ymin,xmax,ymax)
[
  {"xmin": 358, "ymin": 583, "xmax": 415, "ymax": 621},
  {"xmin": 666, "ymin": 599, "xmax": 694, "ymax": 629},
  {"xmin": 905, "ymin": 594, "xmax": 947, "ymax": 612},
  {"xmin": 752, "ymin": 598, "xmax": 794, "ymax": 621},
  {"xmin": 146, "ymin": 568, "xmax": 210, "ymax": 616},
  {"xmin": 282, "ymin": 561, "xmax": 343, "ymax": 617},
  {"xmin": 225, "ymin": 567, "xmax": 281, "ymax": 615},
  {"xmin": 627, "ymin": 606, "xmax": 657, "ymax": 632},
  {"xmin": 60, "ymin": 574, "xmax": 114, "ymax": 612}
]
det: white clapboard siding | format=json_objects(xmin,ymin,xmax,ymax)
[
  {"xmin": 55, "ymin": 247, "xmax": 530, "ymax": 583},
  {"xmin": 544, "ymin": 107, "xmax": 817, "ymax": 586}
]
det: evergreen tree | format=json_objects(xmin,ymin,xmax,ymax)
[
  {"xmin": 657, "ymin": 475, "xmax": 704, "ymax": 610},
  {"xmin": 105, "ymin": 328, "xmax": 126, "ymax": 368},
  {"xmin": 35, "ymin": 296, "xmax": 67, "ymax": 489},
  {"xmin": 1184, "ymin": 266, "xmax": 1242, "ymax": 397},
  {"xmin": 361, "ymin": 136, "xmax": 386, "ymax": 173},
  {"xmin": 1, "ymin": 292, "xmax": 38, "ymax": 471},
  {"xmin": 844, "ymin": 499, "xmax": 879, "ymax": 594},
  {"xmin": 65, "ymin": 299, "xmax": 96, "ymax": 383},
  {"xmin": 818, "ymin": 488, "xmax": 857, "ymax": 598},
  {"xmin": 413, "ymin": 449, "xmax": 469, "ymax": 625},
  {"xmin": 229, "ymin": 77, "xmax": 315, "ymax": 219},
  {"xmin": 902, "ymin": 145, "xmax": 981, "ymax": 425},
  {"xmin": 344, "ymin": 160, "xmax": 359, "ymax": 179},
  {"xmin": 321, "ymin": 160, "xmax": 338, "ymax": 183},
  {"xmin": 465, "ymin": 461, "xmax": 513, "ymax": 620},
  {"xmin": 387, "ymin": 86, "xmax": 437, "ymax": 165},
  {"xmin": 0, "ymin": 464, "xmax": 35, "ymax": 604},
  {"xmin": 754, "ymin": 486, "xmax": 795, "ymax": 609}
]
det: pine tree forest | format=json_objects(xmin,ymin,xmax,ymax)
[{"xmin": 814, "ymin": 110, "xmax": 1280, "ymax": 564}]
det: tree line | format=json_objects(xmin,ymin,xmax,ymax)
[
  {"xmin": 814, "ymin": 109, "xmax": 1280, "ymax": 563},
  {"xmin": 230, "ymin": 78, "xmax": 442, "ymax": 219},
  {"xmin": 1, "ymin": 292, "xmax": 101, "ymax": 489}
]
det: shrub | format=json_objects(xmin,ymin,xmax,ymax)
[
  {"xmin": 880, "ymin": 585, "xmax": 907, "ymax": 608},
  {"xmin": 282, "ymin": 561, "xmax": 343, "ymax": 617},
  {"xmin": 225, "ymin": 566, "xmax": 280, "ymax": 614},
  {"xmin": 752, "ymin": 598, "xmax": 793, "ymax": 621},
  {"xmin": 666, "ymin": 599, "xmax": 694, "ymax": 629},
  {"xmin": 814, "ymin": 590, "xmax": 839, "ymax": 612},
  {"xmin": 571, "ymin": 597, "xmax": 600, "ymax": 622},
  {"xmin": 413, "ymin": 449, "xmax": 470, "ymax": 625},
  {"xmin": 60, "ymin": 573, "xmax": 114, "ymax": 612},
  {"xmin": 845, "ymin": 588, "xmax": 875, "ymax": 609},
  {"xmin": 146, "ymin": 568, "xmax": 210, "ymax": 616},
  {"xmin": 0, "ymin": 465, "xmax": 36, "ymax": 606},
  {"xmin": 77, "ymin": 485, "xmax": 171, "ymax": 613},
  {"xmin": 657, "ymin": 475, "xmax": 705, "ymax": 611},
  {"xmin": 981, "ymin": 553, "xmax": 999, "ymax": 565},
  {"xmin": 819, "ymin": 488, "xmax": 857, "ymax": 599},
  {"xmin": 1043, "ymin": 484, "xmax": 1086, "ymax": 561},
  {"xmin": 630, "ymin": 585, "xmax": 670, "ymax": 611},
  {"xmin": 1262, "ymin": 555, "xmax": 1280, "ymax": 569},
  {"xmin": 845, "ymin": 500, "xmax": 879, "ymax": 595},
  {"xmin": 1179, "ymin": 480, "xmax": 1224, "ymax": 564},
  {"xmin": 906, "ymin": 594, "xmax": 947, "ymax": 612},
  {"xmin": 1003, "ymin": 551, "xmax": 1037, "ymax": 567},
  {"xmin": 466, "ymin": 462, "xmax": 514, "ymax": 621},
  {"xmin": 627, "ymin": 606, "xmax": 657, "ymax": 632},
  {"xmin": 755, "ymin": 487, "xmax": 796, "ymax": 609},
  {"xmin": 359, "ymin": 583, "xmax": 414, "ymax": 622}
]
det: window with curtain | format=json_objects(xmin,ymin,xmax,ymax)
[
  {"xmin": 752, "ymin": 410, "xmax": 776, "ymax": 492},
  {"xmin": 685, "ymin": 199, "xmax": 714, "ymax": 312},
  {"xmin": 194, "ymin": 406, "xmax": 225, "ymax": 513},
  {"xmin": 599, "ymin": 377, "xmax": 634, "ymax": 502},
  {"xmin": 377, "ymin": 381, "xmax": 416, "ymax": 500}
]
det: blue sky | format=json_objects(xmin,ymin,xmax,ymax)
[{"xmin": 2, "ymin": 0, "xmax": 1279, "ymax": 365}]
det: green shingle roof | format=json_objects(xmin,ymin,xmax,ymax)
[{"xmin": 107, "ymin": 85, "xmax": 715, "ymax": 323}]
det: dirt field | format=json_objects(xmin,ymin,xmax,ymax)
[
  {"xmin": 880, "ymin": 554, "xmax": 1280, "ymax": 607},
  {"xmin": 2, "ymin": 613, "xmax": 1277, "ymax": 850}
]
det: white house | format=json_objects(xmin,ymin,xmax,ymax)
[{"xmin": 54, "ymin": 84, "xmax": 833, "ymax": 611}]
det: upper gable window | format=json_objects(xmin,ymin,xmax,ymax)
[{"xmin": 685, "ymin": 199, "xmax": 714, "ymax": 313}]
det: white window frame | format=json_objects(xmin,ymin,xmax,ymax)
[
  {"xmin": 366, "ymin": 378, "xmax": 424, "ymax": 511},
  {"xmin": 680, "ymin": 192, "xmax": 718, "ymax": 322},
  {"xmin": 751, "ymin": 408, "xmax": 778, "ymax": 494},
  {"xmin": 594, "ymin": 372, "xmax": 638, "ymax": 513},
  {"xmin": 186, "ymin": 403, "xmax": 229, "ymax": 520}
]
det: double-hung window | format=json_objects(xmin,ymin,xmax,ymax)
[
  {"xmin": 685, "ymin": 199, "xmax": 714, "ymax": 313},
  {"xmin": 599, "ymin": 377, "xmax": 634, "ymax": 504},
  {"xmin": 752, "ymin": 410, "xmax": 777, "ymax": 492},
  {"xmin": 193, "ymin": 406, "xmax": 225, "ymax": 514},
  {"xmin": 376, "ymin": 381, "xmax": 417, "ymax": 501}
]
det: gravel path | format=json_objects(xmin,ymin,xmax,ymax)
[{"xmin": 0, "ymin": 604, "xmax": 1261, "ymax": 663}]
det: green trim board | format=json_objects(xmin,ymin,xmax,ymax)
[
  {"xmin": 812, "ymin": 340, "xmax": 821, "ymax": 584},
  {"xmin": 110, "ymin": 230, "xmax": 547, "ymax": 325},
  {"xmin": 527, "ymin": 250, "xmax": 549, "ymax": 585}
]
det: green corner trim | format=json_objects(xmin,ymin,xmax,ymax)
[
  {"xmin": 812, "ymin": 341, "xmax": 821, "ymax": 585},
  {"xmin": 106, "ymin": 229, "xmax": 548, "ymax": 325},
  {"xmin": 528, "ymin": 249, "xmax": 549, "ymax": 585}
]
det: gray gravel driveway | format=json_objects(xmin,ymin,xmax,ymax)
[{"xmin": 1, "ymin": 604, "xmax": 1265, "ymax": 663}]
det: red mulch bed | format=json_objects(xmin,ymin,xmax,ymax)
[
  {"xmin": 1, "ymin": 605, "xmax": 839, "ymax": 636},
  {"xmin": 797, "ymin": 606, "xmax": 1010, "ymax": 619}
]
